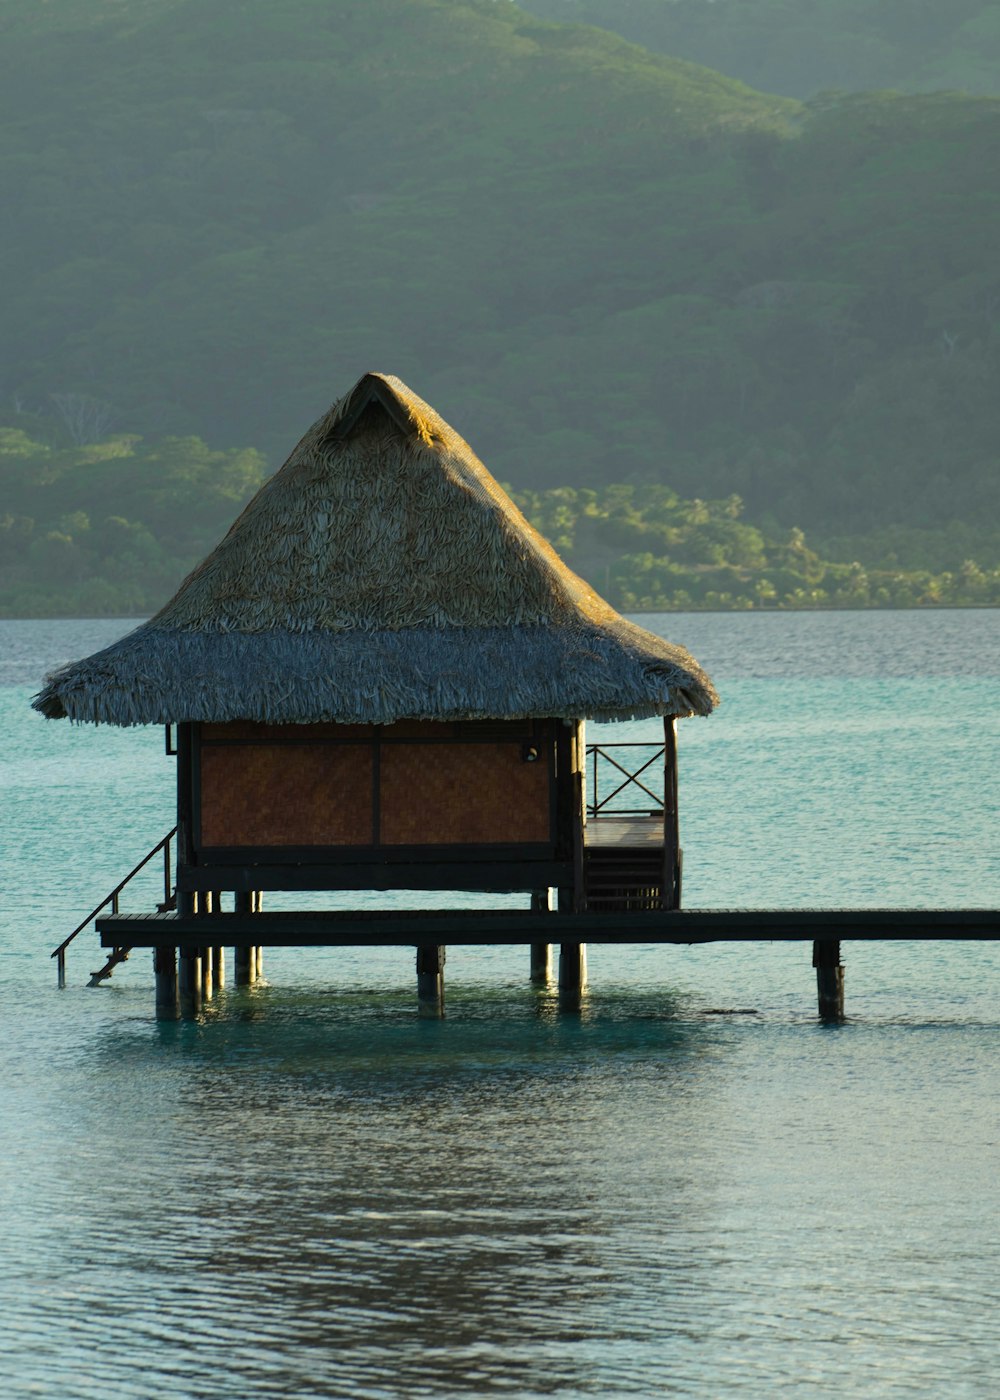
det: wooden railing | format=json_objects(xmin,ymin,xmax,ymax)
[
  {"xmin": 586, "ymin": 743, "xmax": 665, "ymax": 818},
  {"xmin": 51, "ymin": 826, "xmax": 177, "ymax": 987}
]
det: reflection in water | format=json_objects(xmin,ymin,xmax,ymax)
[{"xmin": 19, "ymin": 989, "xmax": 719, "ymax": 1397}]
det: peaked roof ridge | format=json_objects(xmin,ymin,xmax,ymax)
[
  {"xmin": 324, "ymin": 371, "xmax": 445, "ymax": 446},
  {"xmin": 145, "ymin": 370, "xmax": 606, "ymax": 636}
]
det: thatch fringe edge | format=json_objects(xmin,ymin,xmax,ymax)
[{"xmin": 33, "ymin": 625, "xmax": 717, "ymax": 726}]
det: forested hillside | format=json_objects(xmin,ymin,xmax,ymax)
[
  {"xmin": 522, "ymin": 1, "xmax": 1000, "ymax": 97},
  {"xmin": 5, "ymin": 428, "xmax": 998, "ymax": 616},
  {"xmin": 1, "ymin": 0, "xmax": 999, "ymax": 602}
]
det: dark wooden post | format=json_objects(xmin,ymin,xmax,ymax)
[
  {"xmin": 154, "ymin": 946, "xmax": 179, "ymax": 1020},
  {"xmin": 416, "ymin": 944, "xmax": 445, "ymax": 1017},
  {"xmin": 662, "ymin": 717, "xmax": 680, "ymax": 910},
  {"xmin": 558, "ymin": 941, "xmax": 587, "ymax": 1007},
  {"xmin": 201, "ymin": 943, "xmax": 214, "ymax": 1000},
  {"xmin": 813, "ymin": 939, "xmax": 845, "ymax": 1020},
  {"xmin": 178, "ymin": 945, "xmax": 202, "ymax": 1018},
  {"xmin": 572, "ymin": 766, "xmax": 586, "ymax": 913},
  {"xmin": 253, "ymin": 891, "xmax": 264, "ymax": 983},
  {"xmin": 530, "ymin": 943, "xmax": 552, "ymax": 983},
  {"xmin": 234, "ymin": 890, "xmax": 253, "ymax": 986},
  {"xmin": 559, "ymin": 722, "xmax": 588, "ymax": 1002},
  {"xmin": 530, "ymin": 889, "xmax": 552, "ymax": 983},
  {"xmin": 213, "ymin": 946, "xmax": 225, "ymax": 988}
]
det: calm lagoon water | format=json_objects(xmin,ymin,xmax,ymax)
[{"xmin": 1, "ymin": 611, "xmax": 998, "ymax": 1398}]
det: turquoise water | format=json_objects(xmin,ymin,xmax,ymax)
[{"xmin": 2, "ymin": 611, "xmax": 999, "ymax": 1397}]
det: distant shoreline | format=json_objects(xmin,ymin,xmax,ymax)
[{"xmin": 3, "ymin": 602, "xmax": 998, "ymax": 624}]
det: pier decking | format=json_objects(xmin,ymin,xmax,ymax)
[{"xmin": 97, "ymin": 907, "xmax": 1000, "ymax": 946}]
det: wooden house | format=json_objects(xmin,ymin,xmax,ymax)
[{"xmin": 35, "ymin": 373, "xmax": 717, "ymax": 1011}]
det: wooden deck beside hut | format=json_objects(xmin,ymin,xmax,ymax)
[{"xmin": 36, "ymin": 372, "xmax": 718, "ymax": 1016}]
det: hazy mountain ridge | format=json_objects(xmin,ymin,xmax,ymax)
[
  {"xmin": 1, "ymin": 0, "xmax": 998, "ymax": 572},
  {"xmin": 520, "ymin": 1, "xmax": 1000, "ymax": 98}
]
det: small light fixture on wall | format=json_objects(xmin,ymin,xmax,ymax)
[{"xmin": 521, "ymin": 742, "xmax": 540, "ymax": 763}]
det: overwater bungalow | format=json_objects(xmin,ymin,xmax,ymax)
[{"xmin": 36, "ymin": 372, "xmax": 718, "ymax": 1015}]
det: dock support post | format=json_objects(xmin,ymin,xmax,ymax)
[
  {"xmin": 530, "ymin": 943, "xmax": 552, "ymax": 984},
  {"xmin": 252, "ymin": 893, "xmax": 264, "ymax": 985},
  {"xmin": 213, "ymin": 947, "xmax": 225, "ymax": 989},
  {"xmin": 234, "ymin": 892, "xmax": 253, "ymax": 986},
  {"xmin": 416, "ymin": 944, "xmax": 445, "ymax": 1017},
  {"xmin": 202, "ymin": 944, "xmax": 214, "ymax": 1000},
  {"xmin": 813, "ymin": 939, "xmax": 844, "ymax": 1020},
  {"xmin": 234, "ymin": 945, "xmax": 252, "ymax": 986},
  {"xmin": 154, "ymin": 946, "xmax": 179, "ymax": 1020},
  {"xmin": 530, "ymin": 889, "xmax": 552, "ymax": 984},
  {"xmin": 178, "ymin": 945, "xmax": 202, "ymax": 1018},
  {"xmin": 558, "ymin": 943, "xmax": 587, "ymax": 1007}
]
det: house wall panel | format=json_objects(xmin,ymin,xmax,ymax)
[
  {"xmin": 380, "ymin": 743, "xmax": 551, "ymax": 845},
  {"xmin": 200, "ymin": 743, "xmax": 373, "ymax": 846}
]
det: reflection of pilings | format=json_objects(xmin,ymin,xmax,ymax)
[
  {"xmin": 154, "ymin": 946, "xmax": 179, "ymax": 1020},
  {"xmin": 813, "ymin": 939, "xmax": 845, "ymax": 1020},
  {"xmin": 558, "ymin": 943, "xmax": 587, "ymax": 1009},
  {"xmin": 417, "ymin": 944, "xmax": 445, "ymax": 1017},
  {"xmin": 178, "ymin": 945, "xmax": 202, "ymax": 1018}
]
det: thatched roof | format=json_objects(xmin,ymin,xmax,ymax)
[{"xmin": 34, "ymin": 373, "xmax": 717, "ymax": 726}]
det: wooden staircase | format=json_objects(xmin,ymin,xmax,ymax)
[{"xmin": 585, "ymin": 843, "xmax": 664, "ymax": 911}]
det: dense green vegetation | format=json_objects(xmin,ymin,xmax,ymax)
[
  {"xmin": 523, "ymin": 1, "xmax": 1000, "ymax": 97},
  {"xmin": 4, "ymin": 427, "xmax": 997, "ymax": 616},
  {"xmin": 0, "ymin": 0, "xmax": 997, "ymax": 610},
  {"xmin": 0, "ymin": 427, "xmax": 267, "ymax": 615}
]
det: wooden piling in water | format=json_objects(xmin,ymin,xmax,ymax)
[
  {"xmin": 178, "ymin": 945, "xmax": 202, "ymax": 1017},
  {"xmin": 813, "ymin": 938, "xmax": 844, "ymax": 1020},
  {"xmin": 201, "ymin": 944, "xmax": 214, "ymax": 999},
  {"xmin": 530, "ymin": 889, "xmax": 552, "ymax": 983},
  {"xmin": 530, "ymin": 943, "xmax": 552, "ymax": 983},
  {"xmin": 234, "ymin": 945, "xmax": 252, "ymax": 986},
  {"xmin": 253, "ymin": 893, "xmax": 264, "ymax": 983},
  {"xmin": 154, "ymin": 946, "xmax": 179, "ymax": 1020},
  {"xmin": 417, "ymin": 943, "xmax": 445, "ymax": 1016},
  {"xmin": 558, "ymin": 942, "xmax": 587, "ymax": 1006},
  {"xmin": 213, "ymin": 946, "xmax": 225, "ymax": 988},
  {"xmin": 233, "ymin": 893, "xmax": 253, "ymax": 985}
]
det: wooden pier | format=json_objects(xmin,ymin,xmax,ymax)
[
  {"xmin": 94, "ymin": 905, "xmax": 999, "ymax": 1023},
  {"xmin": 96, "ymin": 906, "xmax": 1000, "ymax": 947}
]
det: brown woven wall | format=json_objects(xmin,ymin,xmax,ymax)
[
  {"xmin": 200, "ymin": 744, "xmax": 373, "ymax": 846},
  {"xmin": 198, "ymin": 723, "xmax": 553, "ymax": 849},
  {"xmin": 380, "ymin": 743, "xmax": 551, "ymax": 845}
]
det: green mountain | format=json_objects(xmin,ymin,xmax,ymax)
[
  {"xmin": 1, "ymin": 0, "xmax": 998, "ymax": 556},
  {"xmin": 5, "ymin": 427, "xmax": 998, "ymax": 617},
  {"xmin": 521, "ymin": 1, "xmax": 1000, "ymax": 98}
]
